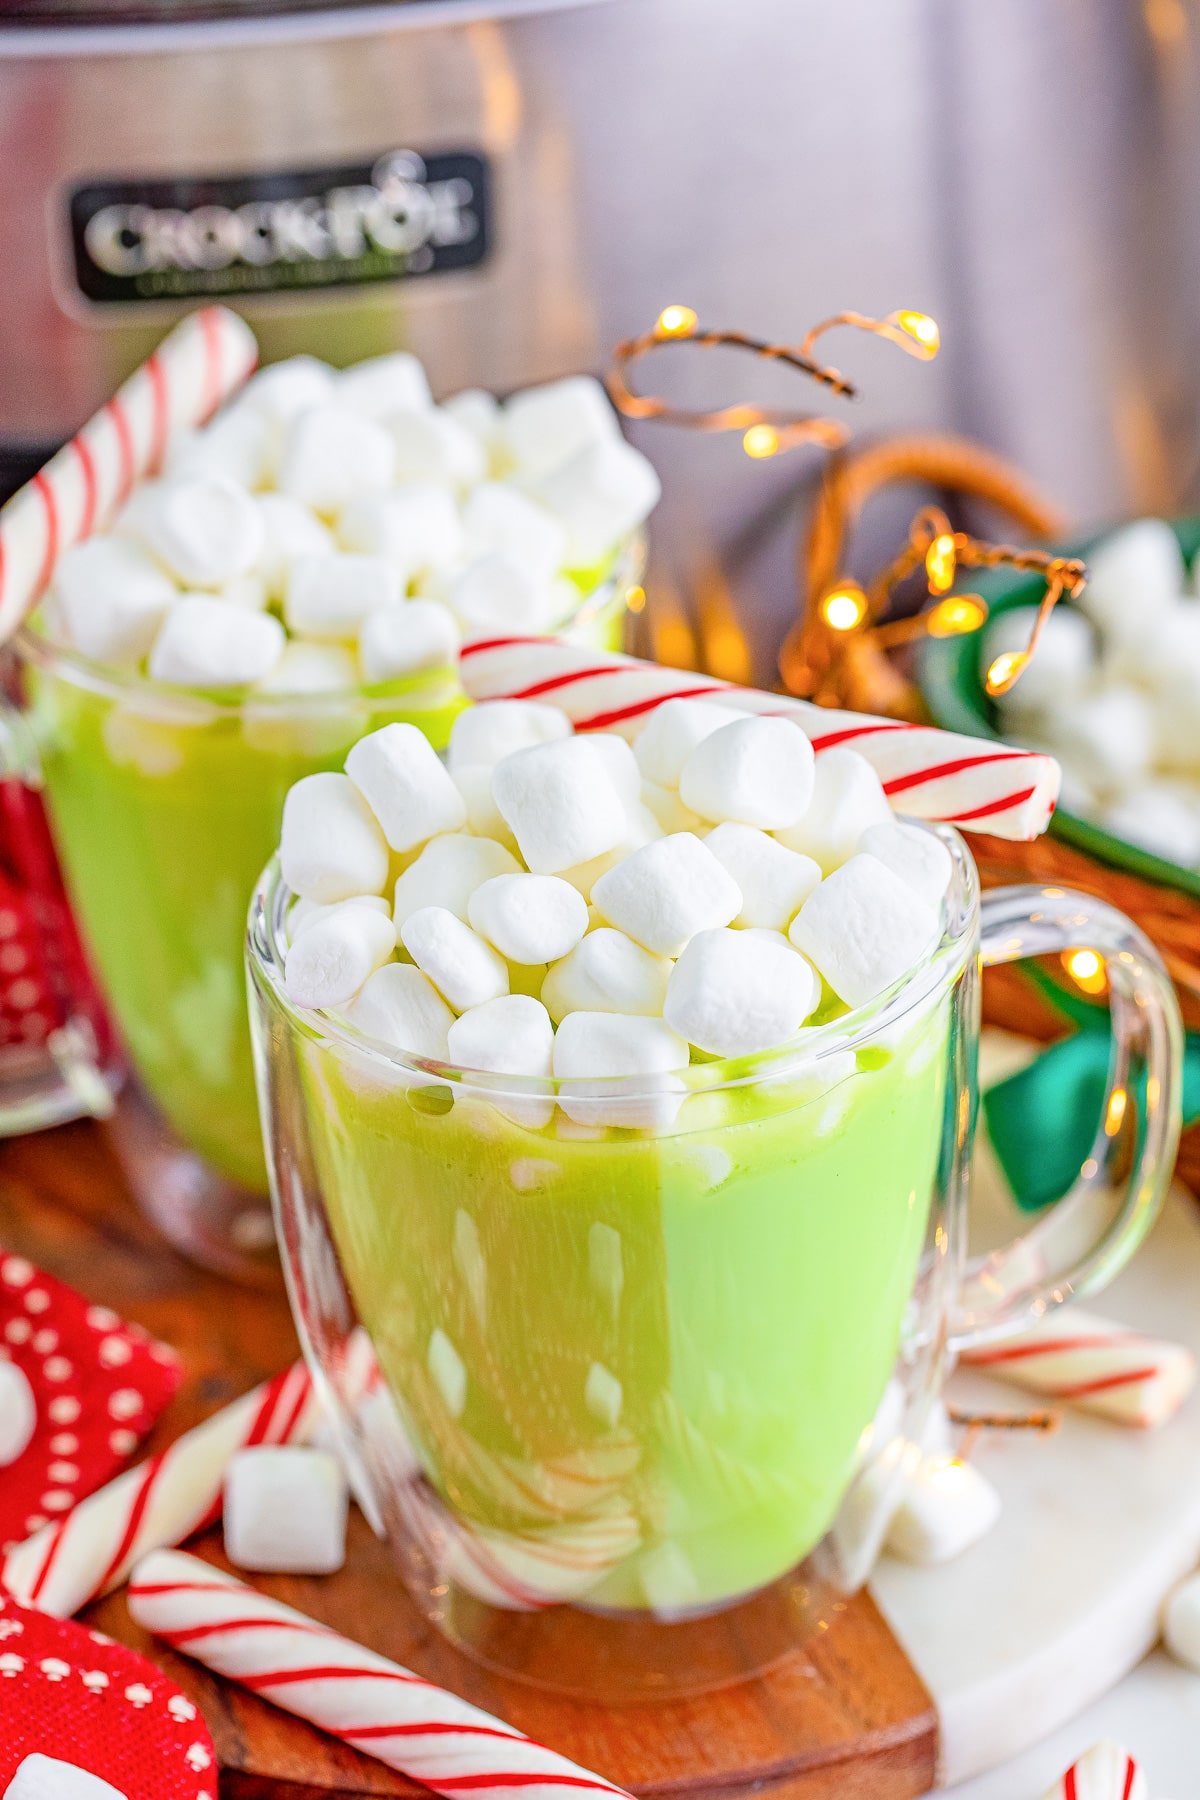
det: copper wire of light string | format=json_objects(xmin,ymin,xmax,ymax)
[
  {"xmin": 868, "ymin": 503, "xmax": 1087, "ymax": 695},
  {"xmin": 607, "ymin": 306, "xmax": 940, "ymax": 457},
  {"xmin": 950, "ymin": 1405, "xmax": 1062, "ymax": 1466}
]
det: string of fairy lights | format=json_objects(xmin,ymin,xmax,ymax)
[{"xmin": 607, "ymin": 306, "xmax": 1088, "ymax": 702}]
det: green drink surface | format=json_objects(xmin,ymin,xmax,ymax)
[{"xmin": 305, "ymin": 999, "xmax": 949, "ymax": 1613}]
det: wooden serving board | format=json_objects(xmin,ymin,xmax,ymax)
[{"xmin": 0, "ymin": 1114, "xmax": 937, "ymax": 1800}]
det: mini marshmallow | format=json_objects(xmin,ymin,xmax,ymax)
[
  {"xmin": 468, "ymin": 872, "xmax": 589, "ymax": 964},
  {"xmin": 0, "ymin": 1359, "xmax": 35, "ymax": 1466},
  {"xmin": 3, "ymin": 1757, "xmax": 128, "ymax": 1800},
  {"xmin": 338, "ymin": 485, "xmax": 464, "ymax": 581},
  {"xmin": 252, "ymin": 639, "xmax": 358, "ymax": 694},
  {"xmin": 167, "ymin": 399, "xmax": 274, "ymax": 490},
  {"xmin": 400, "ymin": 905, "xmax": 510, "ymax": 1011},
  {"xmin": 224, "ymin": 1443, "xmax": 348, "ymax": 1574},
  {"xmin": 1043, "ymin": 684, "xmax": 1155, "ymax": 793},
  {"xmin": 857, "ymin": 819, "xmax": 954, "ymax": 907},
  {"xmin": 982, "ymin": 604, "xmax": 1095, "ymax": 711},
  {"xmin": 884, "ymin": 1453, "xmax": 1002, "ymax": 1565},
  {"xmin": 448, "ymin": 699, "xmax": 573, "ymax": 774},
  {"xmin": 1164, "ymin": 1569, "xmax": 1200, "ymax": 1670},
  {"xmin": 242, "ymin": 354, "xmax": 337, "ymax": 429},
  {"xmin": 541, "ymin": 928, "xmax": 672, "ymax": 1022},
  {"xmin": 345, "ymin": 961, "xmax": 454, "ymax": 1059},
  {"xmin": 51, "ymin": 537, "xmax": 175, "ymax": 665},
  {"xmin": 491, "ymin": 735, "xmax": 632, "ymax": 874},
  {"xmin": 447, "ymin": 993, "xmax": 555, "ymax": 1125},
  {"xmin": 665, "ymin": 927, "xmax": 819, "ymax": 1057},
  {"xmin": 147, "ymin": 595, "xmax": 285, "ymax": 688},
  {"xmin": 253, "ymin": 492, "xmax": 336, "ymax": 598},
  {"xmin": 359, "ymin": 599, "xmax": 461, "ymax": 682},
  {"xmin": 529, "ymin": 437, "xmax": 662, "ymax": 568},
  {"xmin": 1079, "ymin": 516, "xmax": 1183, "ymax": 644},
  {"xmin": 290, "ymin": 892, "xmax": 391, "ymax": 940},
  {"xmin": 775, "ymin": 747, "xmax": 891, "ymax": 871},
  {"xmin": 788, "ymin": 854, "xmax": 940, "ymax": 1008},
  {"xmin": 680, "ymin": 715, "xmax": 815, "ymax": 830},
  {"xmin": 446, "ymin": 553, "xmax": 563, "ymax": 634},
  {"xmin": 462, "ymin": 482, "xmax": 568, "ymax": 580},
  {"xmin": 388, "ymin": 407, "xmax": 488, "ymax": 490},
  {"xmin": 345, "ymin": 722, "xmax": 467, "ymax": 851},
  {"xmin": 129, "ymin": 473, "xmax": 264, "ymax": 587},
  {"xmin": 280, "ymin": 771, "xmax": 390, "ymax": 901},
  {"xmin": 277, "ymin": 404, "xmax": 397, "ymax": 515},
  {"xmin": 633, "ymin": 697, "xmax": 740, "ymax": 788},
  {"xmin": 284, "ymin": 552, "xmax": 401, "ymax": 641},
  {"xmin": 284, "ymin": 899, "xmax": 396, "ymax": 1008},
  {"xmin": 393, "ymin": 833, "xmax": 520, "ymax": 927},
  {"xmin": 503, "ymin": 375, "xmax": 620, "ymax": 481},
  {"xmin": 553, "ymin": 1010, "xmax": 689, "ymax": 1130},
  {"xmin": 453, "ymin": 764, "xmax": 520, "ymax": 852},
  {"xmin": 337, "ymin": 351, "xmax": 432, "ymax": 418},
  {"xmin": 591, "ymin": 832, "xmax": 742, "ymax": 956},
  {"xmin": 703, "ymin": 822, "xmax": 821, "ymax": 929},
  {"xmin": 442, "ymin": 386, "xmax": 505, "ymax": 458},
  {"xmin": 640, "ymin": 780, "xmax": 706, "ymax": 835}
]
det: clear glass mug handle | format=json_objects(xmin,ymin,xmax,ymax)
[
  {"xmin": 950, "ymin": 883, "xmax": 1184, "ymax": 1351},
  {"xmin": 0, "ymin": 691, "xmax": 117, "ymax": 1131}
]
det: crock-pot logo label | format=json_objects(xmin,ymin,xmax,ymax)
[{"xmin": 67, "ymin": 149, "xmax": 490, "ymax": 304}]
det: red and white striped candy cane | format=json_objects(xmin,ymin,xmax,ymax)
[
  {"xmin": 1039, "ymin": 1739, "xmax": 1146, "ymax": 1800},
  {"xmin": 129, "ymin": 1549, "xmax": 630, "ymax": 1800},
  {"xmin": 458, "ymin": 635, "xmax": 1061, "ymax": 842},
  {"xmin": 1, "ymin": 1355, "xmax": 321, "ymax": 1618},
  {"xmin": 960, "ymin": 1306, "xmax": 1196, "ymax": 1428},
  {"xmin": 0, "ymin": 305, "xmax": 257, "ymax": 645}
]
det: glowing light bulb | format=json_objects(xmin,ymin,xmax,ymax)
[
  {"xmin": 821, "ymin": 583, "xmax": 867, "ymax": 632},
  {"xmin": 985, "ymin": 650, "xmax": 1027, "ymax": 695},
  {"xmin": 927, "ymin": 595, "xmax": 988, "ymax": 637},
  {"xmin": 656, "ymin": 304, "xmax": 697, "ymax": 338},
  {"xmin": 1063, "ymin": 947, "xmax": 1107, "ymax": 995},
  {"xmin": 924, "ymin": 532, "xmax": 958, "ymax": 595},
  {"xmin": 894, "ymin": 310, "xmax": 941, "ymax": 357},
  {"xmin": 742, "ymin": 423, "xmax": 781, "ymax": 459}
]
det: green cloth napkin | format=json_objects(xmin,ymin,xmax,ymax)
[{"xmin": 983, "ymin": 967, "xmax": 1200, "ymax": 1211}]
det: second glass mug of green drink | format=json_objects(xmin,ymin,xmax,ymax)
[
  {"xmin": 247, "ymin": 832, "xmax": 1181, "ymax": 1695},
  {"xmin": 3, "ymin": 545, "xmax": 639, "ymax": 1284}
]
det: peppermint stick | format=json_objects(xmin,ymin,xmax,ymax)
[
  {"xmin": 130, "ymin": 1550, "xmax": 630, "ymax": 1800},
  {"xmin": 458, "ymin": 634, "xmax": 1061, "ymax": 842}
]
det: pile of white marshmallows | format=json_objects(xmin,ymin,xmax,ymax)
[
  {"xmin": 984, "ymin": 517, "xmax": 1200, "ymax": 868},
  {"xmin": 279, "ymin": 696, "xmax": 952, "ymax": 1128},
  {"xmin": 46, "ymin": 353, "xmax": 660, "ymax": 693}
]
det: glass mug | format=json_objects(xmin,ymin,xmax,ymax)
[
  {"xmin": 0, "ymin": 542, "xmax": 641, "ymax": 1284},
  {"xmin": 247, "ymin": 830, "xmax": 1181, "ymax": 1697}
]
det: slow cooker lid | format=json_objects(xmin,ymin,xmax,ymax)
[{"xmin": 0, "ymin": 0, "xmax": 609, "ymax": 52}]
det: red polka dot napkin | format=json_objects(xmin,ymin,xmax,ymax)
[
  {"xmin": 0, "ymin": 1253, "xmax": 182, "ymax": 1554},
  {"xmin": 0, "ymin": 1591, "xmax": 217, "ymax": 1798}
]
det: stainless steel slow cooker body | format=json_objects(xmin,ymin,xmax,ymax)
[{"xmin": 0, "ymin": 0, "xmax": 612, "ymax": 453}]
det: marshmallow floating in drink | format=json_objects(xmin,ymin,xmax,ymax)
[
  {"xmin": 983, "ymin": 517, "xmax": 1200, "ymax": 869},
  {"xmin": 39, "ymin": 356, "xmax": 658, "ymax": 693},
  {"xmin": 275, "ymin": 695, "xmax": 956, "ymax": 1129}
]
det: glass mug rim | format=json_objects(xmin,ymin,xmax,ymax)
[
  {"xmin": 14, "ymin": 533, "xmax": 646, "ymax": 722},
  {"xmin": 246, "ymin": 824, "xmax": 979, "ymax": 1105}
]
